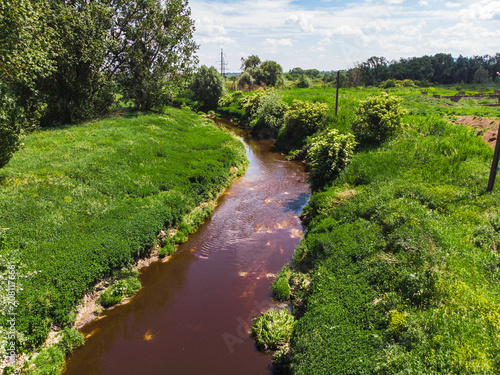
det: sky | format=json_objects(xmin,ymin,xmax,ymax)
[{"xmin": 187, "ymin": 0, "xmax": 500, "ymax": 73}]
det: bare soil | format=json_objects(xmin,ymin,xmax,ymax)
[{"xmin": 454, "ymin": 116, "xmax": 500, "ymax": 148}]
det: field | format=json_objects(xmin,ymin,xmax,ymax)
[{"xmin": 0, "ymin": 107, "xmax": 247, "ymax": 360}]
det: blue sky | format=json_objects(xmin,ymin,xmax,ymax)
[{"xmin": 188, "ymin": 0, "xmax": 500, "ymax": 72}]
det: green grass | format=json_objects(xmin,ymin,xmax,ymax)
[
  {"xmin": 0, "ymin": 107, "xmax": 247, "ymax": 352},
  {"xmin": 289, "ymin": 112, "xmax": 500, "ymax": 374}
]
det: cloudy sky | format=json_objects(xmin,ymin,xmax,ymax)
[{"xmin": 188, "ymin": 0, "xmax": 500, "ymax": 73}]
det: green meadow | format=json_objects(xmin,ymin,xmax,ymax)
[{"xmin": 0, "ymin": 108, "xmax": 247, "ymax": 352}]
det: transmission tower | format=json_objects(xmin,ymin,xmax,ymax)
[{"xmin": 216, "ymin": 48, "xmax": 228, "ymax": 78}]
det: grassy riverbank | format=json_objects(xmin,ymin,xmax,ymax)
[
  {"xmin": 0, "ymin": 108, "xmax": 247, "ymax": 371},
  {"xmin": 261, "ymin": 85, "xmax": 500, "ymax": 373}
]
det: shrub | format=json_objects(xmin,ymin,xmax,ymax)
[
  {"xmin": 237, "ymin": 71, "xmax": 254, "ymax": 90},
  {"xmin": 190, "ymin": 65, "xmax": 226, "ymax": 111},
  {"xmin": 249, "ymin": 89, "xmax": 288, "ymax": 138},
  {"xmin": 159, "ymin": 243, "xmax": 176, "ymax": 258},
  {"xmin": 99, "ymin": 271, "xmax": 141, "ymax": 308},
  {"xmin": 0, "ymin": 85, "xmax": 23, "ymax": 169},
  {"xmin": 307, "ymin": 129, "xmax": 357, "ymax": 191},
  {"xmin": 59, "ymin": 327, "xmax": 85, "ymax": 355},
  {"xmin": 351, "ymin": 92, "xmax": 407, "ymax": 146},
  {"xmin": 296, "ymin": 75, "xmax": 313, "ymax": 88},
  {"xmin": 272, "ymin": 266, "xmax": 291, "ymax": 301},
  {"xmin": 252, "ymin": 308, "xmax": 295, "ymax": 351},
  {"xmin": 276, "ymin": 100, "xmax": 329, "ymax": 150}
]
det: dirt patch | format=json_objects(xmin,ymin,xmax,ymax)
[{"xmin": 454, "ymin": 116, "xmax": 500, "ymax": 148}]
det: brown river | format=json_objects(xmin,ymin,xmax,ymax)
[{"xmin": 63, "ymin": 120, "xmax": 310, "ymax": 375}]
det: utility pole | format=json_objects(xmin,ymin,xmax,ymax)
[
  {"xmin": 335, "ymin": 71, "xmax": 340, "ymax": 116},
  {"xmin": 217, "ymin": 49, "xmax": 228, "ymax": 78},
  {"xmin": 487, "ymin": 131, "xmax": 500, "ymax": 192}
]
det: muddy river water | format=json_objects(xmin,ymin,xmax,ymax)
[{"xmin": 63, "ymin": 120, "xmax": 310, "ymax": 375}]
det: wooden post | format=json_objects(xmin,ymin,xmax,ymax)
[
  {"xmin": 487, "ymin": 125, "xmax": 500, "ymax": 192},
  {"xmin": 335, "ymin": 71, "xmax": 340, "ymax": 116}
]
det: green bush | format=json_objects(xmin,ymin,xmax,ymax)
[
  {"xmin": 307, "ymin": 129, "xmax": 357, "ymax": 191},
  {"xmin": 98, "ymin": 272, "xmax": 141, "ymax": 308},
  {"xmin": 159, "ymin": 243, "xmax": 176, "ymax": 258},
  {"xmin": 276, "ymin": 100, "xmax": 329, "ymax": 150},
  {"xmin": 190, "ymin": 65, "xmax": 226, "ymax": 111},
  {"xmin": 249, "ymin": 89, "xmax": 288, "ymax": 138},
  {"xmin": 252, "ymin": 308, "xmax": 295, "ymax": 351},
  {"xmin": 296, "ymin": 75, "xmax": 313, "ymax": 88},
  {"xmin": 272, "ymin": 266, "xmax": 291, "ymax": 301},
  {"xmin": 351, "ymin": 92, "xmax": 407, "ymax": 146},
  {"xmin": 0, "ymin": 85, "xmax": 23, "ymax": 169}
]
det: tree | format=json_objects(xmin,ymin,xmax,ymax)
[
  {"xmin": 115, "ymin": 0, "xmax": 198, "ymax": 111},
  {"xmin": 190, "ymin": 65, "xmax": 226, "ymax": 111},
  {"xmin": 0, "ymin": 0, "xmax": 53, "ymax": 166},
  {"xmin": 254, "ymin": 60, "xmax": 284, "ymax": 87},
  {"xmin": 474, "ymin": 66, "xmax": 490, "ymax": 84},
  {"xmin": 240, "ymin": 55, "xmax": 261, "ymax": 71},
  {"xmin": 38, "ymin": 0, "xmax": 113, "ymax": 126}
]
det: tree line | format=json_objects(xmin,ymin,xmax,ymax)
[
  {"xmin": 0, "ymin": 0, "xmax": 197, "ymax": 167},
  {"xmin": 352, "ymin": 53, "xmax": 500, "ymax": 87}
]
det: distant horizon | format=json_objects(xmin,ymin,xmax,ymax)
[{"xmin": 188, "ymin": 0, "xmax": 500, "ymax": 72}]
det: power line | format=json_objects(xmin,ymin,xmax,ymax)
[{"xmin": 216, "ymin": 48, "xmax": 228, "ymax": 77}]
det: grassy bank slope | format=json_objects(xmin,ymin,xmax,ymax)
[
  {"xmin": 290, "ymin": 115, "xmax": 500, "ymax": 373},
  {"xmin": 0, "ymin": 108, "xmax": 247, "ymax": 352}
]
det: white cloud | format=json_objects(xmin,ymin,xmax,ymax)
[
  {"xmin": 198, "ymin": 36, "xmax": 238, "ymax": 46},
  {"xmin": 188, "ymin": 0, "xmax": 500, "ymax": 71},
  {"xmin": 195, "ymin": 17, "xmax": 228, "ymax": 37},
  {"xmin": 285, "ymin": 14, "xmax": 315, "ymax": 32},
  {"xmin": 460, "ymin": 0, "xmax": 500, "ymax": 20},
  {"xmin": 262, "ymin": 38, "xmax": 294, "ymax": 53}
]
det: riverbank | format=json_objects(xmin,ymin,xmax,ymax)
[
  {"xmin": 0, "ymin": 108, "xmax": 247, "ymax": 374},
  {"xmin": 285, "ymin": 114, "xmax": 500, "ymax": 373}
]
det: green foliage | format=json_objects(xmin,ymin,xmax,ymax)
[
  {"xmin": 240, "ymin": 55, "xmax": 261, "ymax": 71},
  {"xmin": 290, "ymin": 106, "xmax": 500, "ymax": 373},
  {"xmin": 307, "ymin": 129, "xmax": 357, "ymax": 191},
  {"xmin": 351, "ymin": 92, "xmax": 407, "ymax": 146},
  {"xmin": 99, "ymin": 271, "xmax": 141, "ymax": 308},
  {"xmin": 252, "ymin": 308, "xmax": 295, "ymax": 351},
  {"xmin": 254, "ymin": 60, "xmax": 285, "ymax": 87},
  {"xmin": 190, "ymin": 66, "xmax": 226, "ymax": 111},
  {"xmin": 296, "ymin": 75, "xmax": 313, "ymax": 88},
  {"xmin": 116, "ymin": 0, "xmax": 197, "ymax": 111},
  {"xmin": 23, "ymin": 328, "xmax": 83, "ymax": 375},
  {"xmin": 249, "ymin": 89, "xmax": 288, "ymax": 138},
  {"xmin": 0, "ymin": 85, "xmax": 23, "ymax": 168},
  {"xmin": 0, "ymin": 108, "xmax": 247, "ymax": 350},
  {"xmin": 276, "ymin": 100, "xmax": 329, "ymax": 150},
  {"xmin": 237, "ymin": 71, "xmax": 254, "ymax": 90},
  {"xmin": 159, "ymin": 243, "xmax": 176, "ymax": 258},
  {"xmin": 272, "ymin": 267, "xmax": 291, "ymax": 302},
  {"xmin": 58, "ymin": 327, "xmax": 85, "ymax": 355}
]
